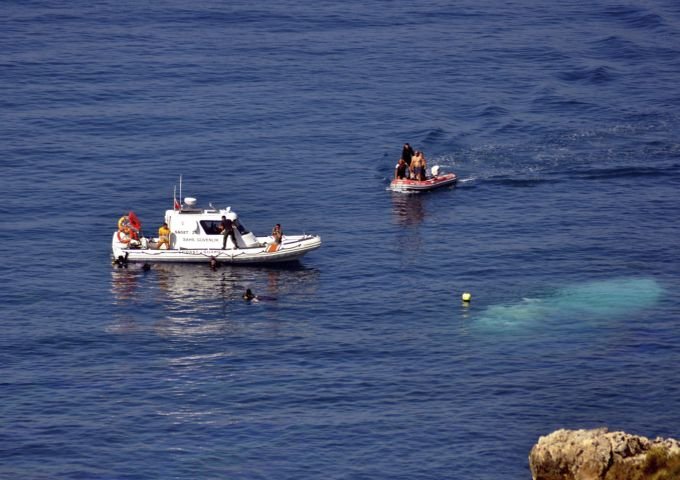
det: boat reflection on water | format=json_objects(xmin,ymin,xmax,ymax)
[
  {"xmin": 155, "ymin": 263, "xmax": 319, "ymax": 301},
  {"xmin": 110, "ymin": 264, "xmax": 146, "ymax": 302},
  {"xmin": 109, "ymin": 262, "xmax": 320, "ymax": 336},
  {"xmin": 112, "ymin": 262, "xmax": 320, "ymax": 301},
  {"xmin": 390, "ymin": 193, "xmax": 427, "ymax": 266},
  {"xmin": 391, "ymin": 192, "xmax": 426, "ymax": 226}
]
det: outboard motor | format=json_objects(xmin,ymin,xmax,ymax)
[{"xmin": 431, "ymin": 165, "xmax": 441, "ymax": 177}]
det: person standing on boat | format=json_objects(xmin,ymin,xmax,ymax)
[
  {"xmin": 219, "ymin": 215, "xmax": 238, "ymax": 249},
  {"xmin": 401, "ymin": 143, "xmax": 415, "ymax": 166},
  {"xmin": 157, "ymin": 222, "xmax": 170, "ymax": 249},
  {"xmin": 395, "ymin": 158, "xmax": 409, "ymax": 179},
  {"xmin": 411, "ymin": 151, "xmax": 427, "ymax": 180},
  {"xmin": 410, "ymin": 151, "xmax": 422, "ymax": 180}
]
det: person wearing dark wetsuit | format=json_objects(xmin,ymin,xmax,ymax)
[
  {"xmin": 401, "ymin": 143, "xmax": 415, "ymax": 166},
  {"xmin": 220, "ymin": 215, "xmax": 238, "ymax": 249}
]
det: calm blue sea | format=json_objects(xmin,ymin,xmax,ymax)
[{"xmin": 2, "ymin": 1, "xmax": 680, "ymax": 479}]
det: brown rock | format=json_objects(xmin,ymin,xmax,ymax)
[{"xmin": 529, "ymin": 428, "xmax": 680, "ymax": 480}]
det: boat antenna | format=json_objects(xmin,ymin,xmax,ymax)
[{"xmin": 179, "ymin": 174, "xmax": 183, "ymax": 206}]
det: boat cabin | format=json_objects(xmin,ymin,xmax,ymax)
[{"xmin": 162, "ymin": 197, "xmax": 260, "ymax": 250}]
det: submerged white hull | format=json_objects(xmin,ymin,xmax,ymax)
[{"xmin": 112, "ymin": 234, "xmax": 321, "ymax": 264}]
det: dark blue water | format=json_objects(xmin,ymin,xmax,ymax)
[{"xmin": 2, "ymin": 1, "xmax": 680, "ymax": 478}]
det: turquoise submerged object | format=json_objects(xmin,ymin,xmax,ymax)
[{"xmin": 476, "ymin": 278, "xmax": 664, "ymax": 329}]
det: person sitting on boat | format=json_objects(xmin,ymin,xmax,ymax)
[
  {"xmin": 272, "ymin": 224, "xmax": 283, "ymax": 245},
  {"xmin": 395, "ymin": 158, "xmax": 409, "ymax": 180},
  {"xmin": 267, "ymin": 223, "xmax": 283, "ymax": 252},
  {"xmin": 157, "ymin": 222, "xmax": 171, "ymax": 249},
  {"xmin": 401, "ymin": 143, "xmax": 415, "ymax": 166},
  {"xmin": 219, "ymin": 215, "xmax": 238, "ymax": 249}
]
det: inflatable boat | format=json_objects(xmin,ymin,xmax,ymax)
[{"xmin": 390, "ymin": 165, "xmax": 457, "ymax": 193}]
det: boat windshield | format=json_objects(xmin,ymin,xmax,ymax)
[
  {"xmin": 236, "ymin": 221, "xmax": 249, "ymax": 235},
  {"xmin": 199, "ymin": 220, "xmax": 222, "ymax": 235},
  {"xmin": 199, "ymin": 220, "xmax": 250, "ymax": 235}
]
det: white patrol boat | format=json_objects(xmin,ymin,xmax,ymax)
[{"xmin": 112, "ymin": 197, "xmax": 321, "ymax": 265}]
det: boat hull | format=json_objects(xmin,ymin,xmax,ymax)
[
  {"xmin": 113, "ymin": 234, "xmax": 321, "ymax": 264},
  {"xmin": 390, "ymin": 173, "xmax": 457, "ymax": 193}
]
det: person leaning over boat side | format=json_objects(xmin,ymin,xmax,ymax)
[
  {"xmin": 219, "ymin": 215, "xmax": 238, "ymax": 249},
  {"xmin": 401, "ymin": 143, "xmax": 415, "ymax": 166},
  {"xmin": 395, "ymin": 158, "xmax": 409, "ymax": 179},
  {"xmin": 157, "ymin": 222, "xmax": 170, "ymax": 249}
]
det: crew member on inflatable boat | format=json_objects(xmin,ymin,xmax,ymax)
[
  {"xmin": 401, "ymin": 143, "xmax": 415, "ymax": 166},
  {"xmin": 395, "ymin": 158, "xmax": 409, "ymax": 179},
  {"xmin": 410, "ymin": 151, "xmax": 427, "ymax": 181}
]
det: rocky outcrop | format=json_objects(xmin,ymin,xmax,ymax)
[{"xmin": 529, "ymin": 428, "xmax": 680, "ymax": 480}]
